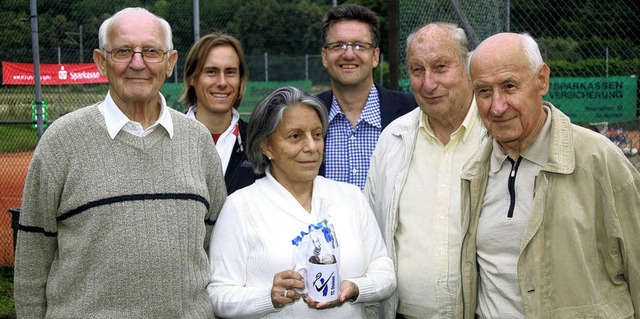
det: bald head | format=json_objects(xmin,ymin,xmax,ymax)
[
  {"xmin": 470, "ymin": 33, "xmax": 543, "ymax": 80},
  {"xmin": 469, "ymin": 32, "xmax": 550, "ymax": 157}
]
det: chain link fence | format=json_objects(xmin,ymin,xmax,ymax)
[
  {"xmin": 399, "ymin": 0, "xmax": 640, "ymax": 164},
  {"xmin": 1, "ymin": 0, "xmax": 639, "ymax": 266},
  {"xmin": 512, "ymin": 0, "xmax": 640, "ymax": 160}
]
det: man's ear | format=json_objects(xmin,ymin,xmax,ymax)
[
  {"xmin": 321, "ymin": 48, "xmax": 328, "ymax": 68},
  {"xmin": 538, "ymin": 63, "xmax": 551, "ymax": 96},
  {"xmin": 166, "ymin": 50, "xmax": 178, "ymax": 77},
  {"xmin": 93, "ymin": 49, "xmax": 107, "ymax": 76},
  {"xmin": 372, "ymin": 47, "xmax": 380, "ymax": 69}
]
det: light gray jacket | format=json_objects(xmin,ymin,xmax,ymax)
[
  {"xmin": 365, "ymin": 105, "xmax": 487, "ymax": 319},
  {"xmin": 364, "ymin": 108, "xmax": 420, "ymax": 318}
]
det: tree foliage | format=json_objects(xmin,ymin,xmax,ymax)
[
  {"xmin": 226, "ymin": 0, "xmax": 327, "ymax": 55},
  {"xmin": 1, "ymin": 0, "xmax": 639, "ymax": 78},
  {"xmin": 510, "ymin": 0, "xmax": 640, "ymax": 77}
]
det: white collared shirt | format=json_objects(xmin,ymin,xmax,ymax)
[
  {"xmin": 395, "ymin": 102, "xmax": 484, "ymax": 318},
  {"xmin": 98, "ymin": 91, "xmax": 174, "ymax": 139},
  {"xmin": 186, "ymin": 106, "xmax": 239, "ymax": 174}
]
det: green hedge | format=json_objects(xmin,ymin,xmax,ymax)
[{"xmin": 547, "ymin": 58, "xmax": 640, "ymax": 78}]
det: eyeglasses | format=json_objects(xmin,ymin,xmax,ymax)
[
  {"xmin": 103, "ymin": 48, "xmax": 169, "ymax": 63},
  {"xmin": 324, "ymin": 42, "xmax": 375, "ymax": 53}
]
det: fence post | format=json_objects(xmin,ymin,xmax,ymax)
[
  {"xmin": 389, "ymin": 0, "xmax": 399, "ymax": 90},
  {"xmin": 193, "ymin": 0, "xmax": 200, "ymax": 42},
  {"xmin": 504, "ymin": 0, "xmax": 510, "ymax": 32},
  {"xmin": 606, "ymin": 47, "xmax": 609, "ymax": 77},
  {"xmin": 57, "ymin": 47, "xmax": 64, "ymax": 114},
  {"xmin": 30, "ymin": 0, "xmax": 45, "ymax": 139},
  {"xmin": 379, "ymin": 53, "xmax": 384, "ymax": 86},
  {"xmin": 305, "ymin": 54, "xmax": 309, "ymax": 81},
  {"xmin": 450, "ymin": 0, "xmax": 479, "ymax": 47},
  {"xmin": 264, "ymin": 52, "xmax": 269, "ymax": 82}
]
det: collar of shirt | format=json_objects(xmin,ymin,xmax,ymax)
[
  {"xmin": 214, "ymin": 108, "xmax": 240, "ymax": 148},
  {"xmin": 418, "ymin": 97, "xmax": 481, "ymax": 143},
  {"xmin": 185, "ymin": 106, "xmax": 240, "ymax": 142},
  {"xmin": 490, "ymin": 104, "xmax": 552, "ymax": 173},
  {"xmin": 98, "ymin": 91, "xmax": 174, "ymax": 139},
  {"xmin": 186, "ymin": 105, "xmax": 240, "ymax": 174},
  {"xmin": 328, "ymin": 84, "xmax": 382, "ymax": 128},
  {"xmin": 185, "ymin": 105, "xmax": 197, "ymax": 119}
]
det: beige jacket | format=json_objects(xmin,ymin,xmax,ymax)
[{"xmin": 459, "ymin": 102, "xmax": 640, "ymax": 318}]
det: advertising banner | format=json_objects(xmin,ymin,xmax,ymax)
[
  {"xmin": 545, "ymin": 75, "xmax": 637, "ymax": 123},
  {"xmin": 2, "ymin": 61, "xmax": 108, "ymax": 85},
  {"xmin": 160, "ymin": 80, "xmax": 313, "ymax": 120}
]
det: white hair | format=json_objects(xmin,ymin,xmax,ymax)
[
  {"xmin": 520, "ymin": 33, "xmax": 544, "ymax": 73},
  {"xmin": 98, "ymin": 7, "xmax": 173, "ymax": 51},
  {"xmin": 406, "ymin": 22, "xmax": 470, "ymax": 66},
  {"xmin": 468, "ymin": 32, "xmax": 545, "ymax": 74}
]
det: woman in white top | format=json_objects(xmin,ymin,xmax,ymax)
[{"xmin": 207, "ymin": 86, "xmax": 396, "ymax": 318}]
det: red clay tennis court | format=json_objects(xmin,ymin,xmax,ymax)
[{"xmin": 0, "ymin": 151, "xmax": 32, "ymax": 266}]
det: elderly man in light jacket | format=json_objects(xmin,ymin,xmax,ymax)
[
  {"xmin": 364, "ymin": 22, "xmax": 487, "ymax": 319},
  {"xmin": 459, "ymin": 32, "xmax": 640, "ymax": 318}
]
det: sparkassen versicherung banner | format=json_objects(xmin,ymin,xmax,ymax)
[{"xmin": 545, "ymin": 75, "xmax": 637, "ymax": 123}]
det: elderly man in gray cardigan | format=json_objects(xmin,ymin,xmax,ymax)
[{"xmin": 14, "ymin": 7, "xmax": 226, "ymax": 318}]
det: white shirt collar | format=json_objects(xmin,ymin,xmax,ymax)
[
  {"xmin": 185, "ymin": 105, "xmax": 198, "ymax": 119},
  {"xmin": 98, "ymin": 91, "xmax": 174, "ymax": 139},
  {"xmin": 185, "ymin": 105, "xmax": 240, "ymax": 174},
  {"xmin": 185, "ymin": 105, "xmax": 240, "ymax": 139}
]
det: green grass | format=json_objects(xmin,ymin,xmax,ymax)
[
  {"xmin": 0, "ymin": 125, "xmax": 39, "ymax": 153},
  {"xmin": 0, "ymin": 267, "xmax": 15, "ymax": 319},
  {"xmin": 0, "ymin": 82, "xmax": 331, "ymax": 153}
]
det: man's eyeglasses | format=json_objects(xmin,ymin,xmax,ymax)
[
  {"xmin": 103, "ymin": 48, "xmax": 169, "ymax": 63},
  {"xmin": 324, "ymin": 42, "xmax": 375, "ymax": 53}
]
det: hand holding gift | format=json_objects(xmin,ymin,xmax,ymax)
[{"xmin": 292, "ymin": 218, "xmax": 359, "ymax": 306}]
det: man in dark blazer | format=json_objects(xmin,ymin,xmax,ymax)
[{"xmin": 318, "ymin": 4, "xmax": 417, "ymax": 190}]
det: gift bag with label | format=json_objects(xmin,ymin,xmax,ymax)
[{"xmin": 291, "ymin": 217, "xmax": 340, "ymax": 302}]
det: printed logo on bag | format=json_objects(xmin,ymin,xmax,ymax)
[{"xmin": 313, "ymin": 271, "xmax": 336, "ymax": 296}]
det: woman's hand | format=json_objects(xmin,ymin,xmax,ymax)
[
  {"xmin": 303, "ymin": 280, "xmax": 359, "ymax": 309},
  {"xmin": 271, "ymin": 269, "xmax": 305, "ymax": 308}
]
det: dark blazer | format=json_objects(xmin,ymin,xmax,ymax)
[
  {"xmin": 316, "ymin": 83, "xmax": 418, "ymax": 176},
  {"xmin": 225, "ymin": 119, "xmax": 264, "ymax": 195}
]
